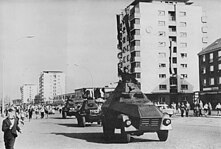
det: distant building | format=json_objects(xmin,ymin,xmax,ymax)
[
  {"xmin": 116, "ymin": 0, "xmax": 207, "ymax": 104},
  {"xmin": 198, "ymin": 38, "xmax": 221, "ymax": 107},
  {"xmin": 39, "ymin": 71, "xmax": 65, "ymax": 103},
  {"xmin": 20, "ymin": 84, "xmax": 38, "ymax": 103},
  {"xmin": 12, "ymin": 99, "xmax": 22, "ymax": 105}
]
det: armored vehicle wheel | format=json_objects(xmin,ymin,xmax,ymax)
[
  {"xmin": 121, "ymin": 127, "xmax": 131, "ymax": 143},
  {"xmin": 157, "ymin": 130, "xmax": 168, "ymax": 141},
  {"xmin": 102, "ymin": 119, "xmax": 115, "ymax": 141},
  {"xmin": 81, "ymin": 116, "xmax": 86, "ymax": 127},
  {"xmin": 62, "ymin": 111, "xmax": 67, "ymax": 119}
]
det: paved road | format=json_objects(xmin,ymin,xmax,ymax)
[{"xmin": 1, "ymin": 112, "xmax": 221, "ymax": 149}]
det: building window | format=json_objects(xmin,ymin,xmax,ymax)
[
  {"xmin": 131, "ymin": 51, "xmax": 140, "ymax": 57},
  {"xmin": 158, "ymin": 10, "xmax": 165, "ymax": 16},
  {"xmin": 202, "ymin": 67, "xmax": 206, "ymax": 74},
  {"xmin": 210, "ymin": 65, "xmax": 214, "ymax": 72},
  {"xmin": 133, "ymin": 62, "xmax": 140, "ymax": 68},
  {"xmin": 219, "ymin": 77, "xmax": 221, "ymax": 84},
  {"xmin": 210, "ymin": 78, "xmax": 214, "ymax": 85},
  {"xmin": 134, "ymin": 18, "xmax": 140, "ymax": 24},
  {"xmin": 218, "ymin": 51, "xmax": 221, "ymax": 57},
  {"xmin": 181, "ymin": 74, "xmax": 188, "ymax": 78},
  {"xmin": 169, "ymin": 26, "xmax": 176, "ymax": 32},
  {"xmin": 135, "ymin": 73, "xmax": 141, "ymax": 78},
  {"xmin": 181, "ymin": 85, "xmax": 188, "ymax": 90},
  {"xmin": 180, "ymin": 43, "xmax": 187, "ymax": 48},
  {"xmin": 127, "ymin": 55, "xmax": 130, "ymax": 62},
  {"xmin": 158, "ymin": 42, "xmax": 166, "ymax": 47},
  {"xmin": 203, "ymin": 79, "xmax": 206, "ymax": 86},
  {"xmin": 209, "ymin": 53, "xmax": 213, "ymax": 62},
  {"xmin": 159, "ymin": 52, "xmax": 166, "ymax": 58},
  {"xmin": 181, "ymin": 53, "xmax": 187, "ymax": 58},
  {"xmin": 159, "ymin": 63, "xmax": 166, "ymax": 68},
  {"xmin": 180, "ymin": 32, "xmax": 187, "ymax": 38},
  {"xmin": 172, "ymin": 57, "xmax": 177, "ymax": 64},
  {"xmin": 158, "ymin": 21, "xmax": 165, "ymax": 26},
  {"xmin": 219, "ymin": 64, "xmax": 221, "ymax": 70},
  {"xmin": 202, "ymin": 55, "xmax": 206, "ymax": 62},
  {"xmin": 180, "ymin": 22, "xmax": 187, "ymax": 27},
  {"xmin": 159, "ymin": 74, "xmax": 166, "ymax": 78},
  {"xmin": 159, "ymin": 85, "xmax": 167, "ymax": 90},
  {"xmin": 158, "ymin": 31, "xmax": 166, "ymax": 36},
  {"xmin": 181, "ymin": 64, "xmax": 187, "ymax": 68},
  {"xmin": 179, "ymin": 11, "xmax": 186, "ymax": 17},
  {"xmin": 173, "ymin": 47, "xmax": 177, "ymax": 53},
  {"xmin": 123, "ymin": 56, "xmax": 126, "ymax": 63}
]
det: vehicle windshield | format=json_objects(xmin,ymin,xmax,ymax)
[{"xmin": 119, "ymin": 93, "xmax": 151, "ymax": 103}]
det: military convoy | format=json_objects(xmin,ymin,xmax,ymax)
[
  {"xmin": 61, "ymin": 74, "xmax": 172, "ymax": 143},
  {"xmin": 101, "ymin": 78, "xmax": 172, "ymax": 143}
]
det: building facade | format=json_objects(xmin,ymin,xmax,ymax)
[
  {"xmin": 116, "ymin": 0, "xmax": 207, "ymax": 104},
  {"xmin": 39, "ymin": 71, "xmax": 65, "ymax": 103},
  {"xmin": 20, "ymin": 84, "xmax": 38, "ymax": 104},
  {"xmin": 198, "ymin": 38, "xmax": 221, "ymax": 107}
]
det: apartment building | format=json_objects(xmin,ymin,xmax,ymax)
[
  {"xmin": 20, "ymin": 84, "xmax": 38, "ymax": 103},
  {"xmin": 116, "ymin": 0, "xmax": 207, "ymax": 103},
  {"xmin": 39, "ymin": 71, "xmax": 65, "ymax": 103},
  {"xmin": 198, "ymin": 38, "xmax": 221, "ymax": 106}
]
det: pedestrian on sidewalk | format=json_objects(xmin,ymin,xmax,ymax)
[
  {"xmin": 40, "ymin": 106, "xmax": 45, "ymax": 119},
  {"xmin": 208, "ymin": 102, "xmax": 212, "ymax": 115},
  {"xmin": 204, "ymin": 103, "xmax": 209, "ymax": 116},
  {"xmin": 180, "ymin": 102, "xmax": 186, "ymax": 117},
  {"xmin": 215, "ymin": 103, "xmax": 221, "ymax": 116},
  {"xmin": 2, "ymin": 107, "xmax": 22, "ymax": 149},
  {"xmin": 185, "ymin": 101, "xmax": 190, "ymax": 117},
  {"xmin": 28, "ymin": 106, "xmax": 34, "ymax": 122},
  {"xmin": 199, "ymin": 100, "xmax": 204, "ymax": 117}
]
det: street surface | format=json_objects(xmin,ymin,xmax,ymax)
[{"xmin": 1, "ymin": 111, "xmax": 221, "ymax": 149}]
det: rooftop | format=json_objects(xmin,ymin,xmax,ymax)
[
  {"xmin": 198, "ymin": 38, "xmax": 221, "ymax": 55},
  {"xmin": 130, "ymin": 0, "xmax": 192, "ymax": 5}
]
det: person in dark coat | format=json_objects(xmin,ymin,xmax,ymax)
[{"xmin": 2, "ymin": 107, "xmax": 22, "ymax": 149}]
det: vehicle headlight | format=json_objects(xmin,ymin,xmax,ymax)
[
  {"xmin": 125, "ymin": 119, "xmax": 132, "ymax": 127},
  {"xmin": 163, "ymin": 119, "xmax": 171, "ymax": 126}
]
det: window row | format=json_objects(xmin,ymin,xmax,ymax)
[
  {"xmin": 158, "ymin": 31, "xmax": 187, "ymax": 37},
  {"xmin": 201, "ymin": 63, "xmax": 221, "ymax": 74},
  {"xmin": 202, "ymin": 51, "xmax": 221, "ymax": 63},
  {"xmin": 159, "ymin": 84, "xmax": 188, "ymax": 90},
  {"xmin": 158, "ymin": 10, "xmax": 186, "ymax": 17},
  {"xmin": 158, "ymin": 42, "xmax": 187, "ymax": 47},
  {"xmin": 159, "ymin": 74, "xmax": 187, "ymax": 79},
  {"xmin": 203, "ymin": 77, "xmax": 221, "ymax": 86},
  {"xmin": 158, "ymin": 21, "xmax": 187, "ymax": 27}
]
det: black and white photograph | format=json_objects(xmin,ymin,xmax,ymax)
[{"xmin": 1, "ymin": 0, "xmax": 221, "ymax": 149}]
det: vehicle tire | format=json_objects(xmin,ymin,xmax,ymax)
[
  {"xmin": 81, "ymin": 116, "xmax": 86, "ymax": 127},
  {"xmin": 102, "ymin": 118, "xmax": 115, "ymax": 141},
  {"xmin": 157, "ymin": 130, "xmax": 168, "ymax": 141},
  {"xmin": 62, "ymin": 111, "xmax": 67, "ymax": 119},
  {"xmin": 121, "ymin": 127, "xmax": 131, "ymax": 143}
]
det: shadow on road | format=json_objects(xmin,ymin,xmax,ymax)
[
  {"xmin": 57, "ymin": 123, "xmax": 101, "ymax": 128},
  {"xmin": 51, "ymin": 132, "xmax": 159, "ymax": 144}
]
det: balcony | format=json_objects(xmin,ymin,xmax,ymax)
[
  {"xmin": 131, "ymin": 35, "xmax": 141, "ymax": 41},
  {"xmin": 130, "ymin": 24, "xmax": 140, "ymax": 31},
  {"xmin": 130, "ymin": 12, "xmax": 140, "ymax": 21},
  {"xmin": 131, "ymin": 56, "xmax": 141, "ymax": 62},
  {"xmin": 131, "ymin": 45, "xmax": 140, "ymax": 52}
]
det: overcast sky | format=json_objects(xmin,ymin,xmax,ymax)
[{"xmin": 1, "ymin": 0, "xmax": 221, "ymax": 100}]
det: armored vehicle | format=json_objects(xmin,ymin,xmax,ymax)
[
  {"xmin": 75, "ymin": 99, "xmax": 102, "ymax": 127},
  {"xmin": 101, "ymin": 78, "xmax": 172, "ymax": 143},
  {"xmin": 62, "ymin": 99, "xmax": 82, "ymax": 119}
]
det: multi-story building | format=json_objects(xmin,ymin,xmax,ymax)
[
  {"xmin": 116, "ymin": 0, "xmax": 207, "ymax": 104},
  {"xmin": 39, "ymin": 71, "xmax": 65, "ymax": 103},
  {"xmin": 20, "ymin": 84, "xmax": 38, "ymax": 103},
  {"xmin": 198, "ymin": 38, "xmax": 221, "ymax": 107}
]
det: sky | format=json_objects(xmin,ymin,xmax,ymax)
[{"xmin": 0, "ymin": 0, "xmax": 221, "ymax": 100}]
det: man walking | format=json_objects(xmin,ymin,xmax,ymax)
[{"xmin": 2, "ymin": 107, "xmax": 22, "ymax": 149}]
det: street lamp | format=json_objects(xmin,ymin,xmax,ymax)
[{"xmin": 1, "ymin": 35, "xmax": 35, "ymax": 117}]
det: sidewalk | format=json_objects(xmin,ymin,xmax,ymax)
[{"xmin": 174, "ymin": 110, "xmax": 221, "ymax": 118}]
